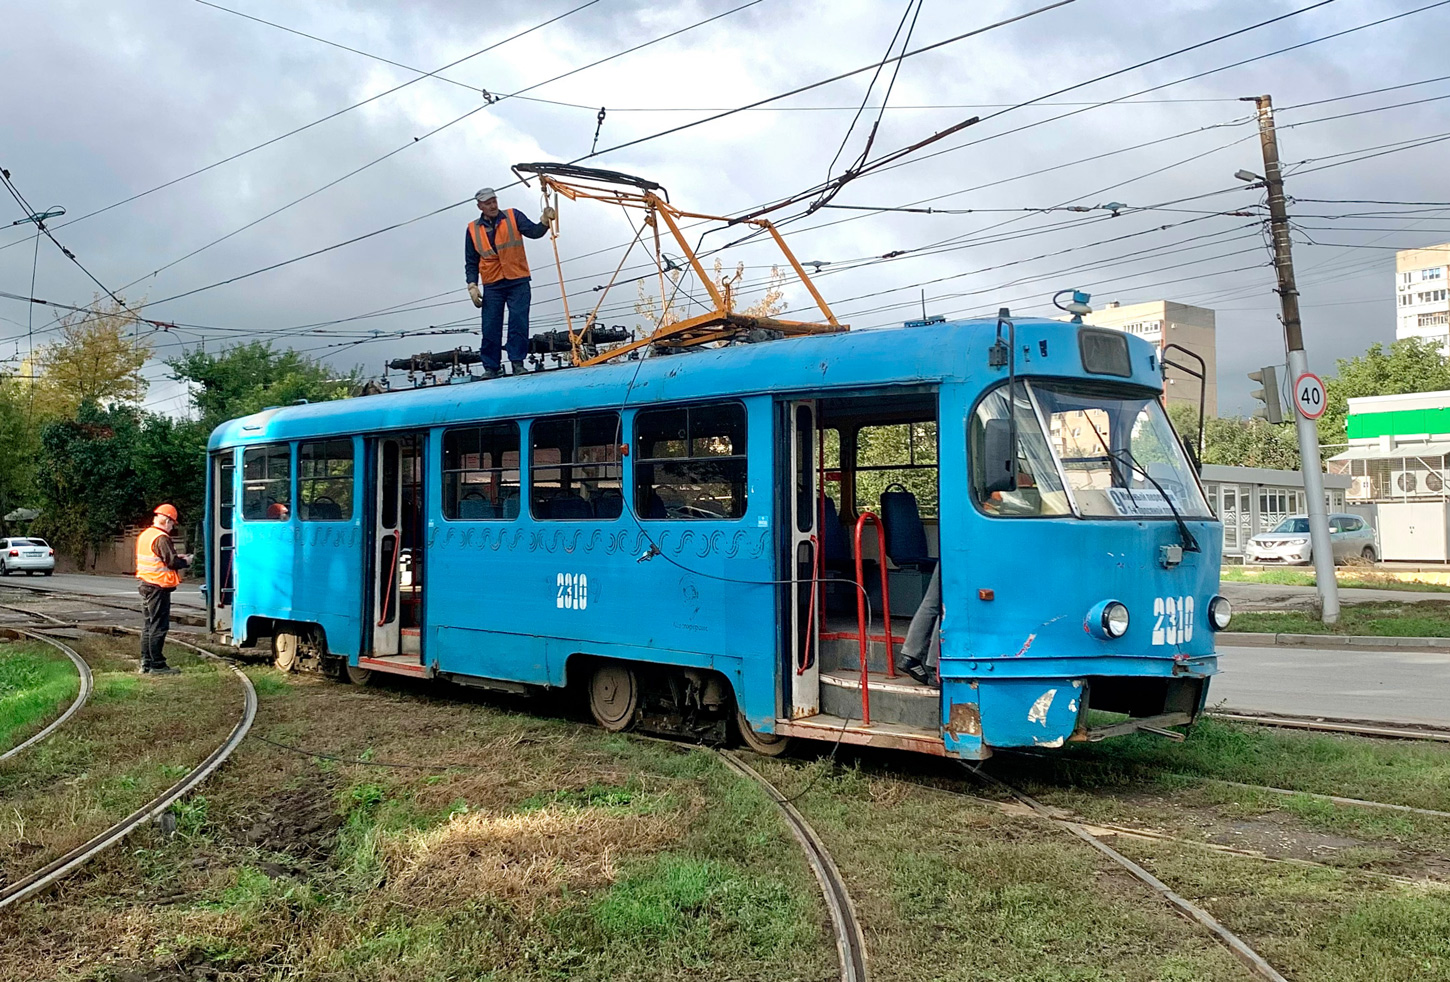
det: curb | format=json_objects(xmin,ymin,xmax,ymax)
[{"xmin": 1220, "ymin": 631, "xmax": 1450, "ymax": 651}]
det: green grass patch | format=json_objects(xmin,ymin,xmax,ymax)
[
  {"xmin": 1229, "ymin": 601, "xmax": 1450, "ymax": 636},
  {"xmin": 0, "ymin": 641, "xmax": 80, "ymax": 752},
  {"xmin": 1222, "ymin": 566, "xmax": 1450, "ymax": 593}
]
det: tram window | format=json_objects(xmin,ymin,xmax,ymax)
[
  {"xmin": 968, "ymin": 387, "xmax": 1071, "ymax": 518},
  {"xmin": 635, "ymin": 402, "xmax": 748, "ymax": 520},
  {"xmin": 217, "ymin": 455, "xmax": 235, "ymax": 531},
  {"xmin": 530, "ymin": 412, "xmax": 622, "ymax": 520},
  {"xmin": 855, "ymin": 422, "xmax": 938, "ymax": 518},
  {"xmin": 298, "ymin": 439, "xmax": 354, "ymax": 521},
  {"xmin": 443, "ymin": 422, "xmax": 521, "ymax": 520},
  {"xmin": 241, "ymin": 444, "xmax": 292, "ymax": 520}
]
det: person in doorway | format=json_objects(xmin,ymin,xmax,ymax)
[
  {"xmin": 896, "ymin": 564, "xmax": 940, "ymax": 686},
  {"xmin": 135, "ymin": 503, "xmax": 191, "ymax": 675},
  {"xmin": 265, "ymin": 501, "xmax": 289, "ymax": 520},
  {"xmin": 465, "ymin": 187, "xmax": 554, "ymax": 378}
]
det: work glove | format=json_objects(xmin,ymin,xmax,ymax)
[
  {"xmin": 468, "ymin": 283, "xmax": 483, "ymax": 308},
  {"xmin": 540, "ymin": 206, "xmax": 557, "ymax": 226}
]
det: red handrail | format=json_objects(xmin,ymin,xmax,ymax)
[
  {"xmin": 853, "ymin": 512, "xmax": 894, "ymax": 726},
  {"xmin": 377, "ymin": 529, "xmax": 400, "ymax": 627}
]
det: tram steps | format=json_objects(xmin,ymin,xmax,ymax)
[
  {"xmin": 819, "ymin": 634, "xmax": 902, "ymax": 676},
  {"xmin": 820, "ymin": 669, "xmax": 940, "ymax": 730}
]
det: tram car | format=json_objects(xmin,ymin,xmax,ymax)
[{"xmin": 205, "ymin": 313, "xmax": 1227, "ymax": 759}]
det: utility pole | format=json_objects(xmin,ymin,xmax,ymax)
[{"xmin": 1243, "ymin": 94, "xmax": 1339, "ymax": 624}]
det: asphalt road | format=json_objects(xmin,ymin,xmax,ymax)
[
  {"xmin": 1221, "ymin": 581, "xmax": 1450, "ymax": 610},
  {"xmin": 1212, "ymin": 643, "xmax": 1450, "ymax": 728},
  {"xmin": 15, "ymin": 575, "xmax": 1449, "ymax": 729}
]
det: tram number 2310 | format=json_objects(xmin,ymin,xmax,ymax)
[
  {"xmin": 556, "ymin": 572, "xmax": 589, "ymax": 611},
  {"xmin": 1151, "ymin": 596, "xmax": 1195, "ymax": 645}
]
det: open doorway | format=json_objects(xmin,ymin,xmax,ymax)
[{"xmin": 371, "ymin": 433, "xmax": 427, "ymax": 661}]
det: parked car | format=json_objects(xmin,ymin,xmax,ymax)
[
  {"xmin": 1243, "ymin": 513, "xmax": 1379, "ymax": 565},
  {"xmin": 0, "ymin": 537, "xmax": 56, "ymax": 576}
]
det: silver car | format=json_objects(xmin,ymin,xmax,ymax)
[
  {"xmin": 0, "ymin": 536, "xmax": 56, "ymax": 576},
  {"xmin": 1243, "ymin": 513, "xmax": 1379, "ymax": 565}
]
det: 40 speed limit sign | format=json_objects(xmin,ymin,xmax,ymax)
[{"xmin": 1294, "ymin": 372, "xmax": 1327, "ymax": 420}]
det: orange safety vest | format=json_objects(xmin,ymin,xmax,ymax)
[
  {"xmin": 469, "ymin": 210, "xmax": 531, "ymax": 284},
  {"xmin": 135, "ymin": 525, "xmax": 182, "ymax": 589}
]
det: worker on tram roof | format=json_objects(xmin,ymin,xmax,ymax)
[
  {"xmin": 135, "ymin": 503, "xmax": 192, "ymax": 676},
  {"xmin": 465, "ymin": 187, "xmax": 555, "ymax": 379}
]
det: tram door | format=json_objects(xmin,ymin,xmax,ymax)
[
  {"xmin": 210, "ymin": 452, "xmax": 235, "ymax": 635},
  {"xmin": 787, "ymin": 401, "xmax": 820, "ymax": 718},
  {"xmin": 371, "ymin": 433, "xmax": 427, "ymax": 659}
]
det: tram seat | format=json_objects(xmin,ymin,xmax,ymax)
[
  {"xmin": 822, "ymin": 496, "xmax": 866, "ymax": 616},
  {"xmin": 458, "ymin": 496, "xmax": 498, "ymax": 519},
  {"xmin": 501, "ymin": 492, "xmax": 521, "ymax": 519},
  {"xmin": 645, "ymin": 490, "xmax": 668, "ymax": 520},
  {"xmin": 547, "ymin": 494, "xmax": 594, "ymax": 520},
  {"xmin": 880, "ymin": 485, "xmax": 937, "ymax": 572},
  {"xmin": 308, "ymin": 499, "xmax": 343, "ymax": 520},
  {"xmin": 592, "ymin": 489, "xmax": 624, "ymax": 519},
  {"xmin": 821, "ymin": 496, "xmax": 850, "ymax": 570}
]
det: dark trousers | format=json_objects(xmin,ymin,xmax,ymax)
[
  {"xmin": 480, "ymin": 277, "xmax": 531, "ymax": 371},
  {"xmin": 139, "ymin": 583, "xmax": 173, "ymax": 670},
  {"xmin": 900, "ymin": 564, "xmax": 941, "ymax": 671}
]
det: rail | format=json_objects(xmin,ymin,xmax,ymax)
[
  {"xmin": 852, "ymin": 513, "xmax": 893, "ymax": 726},
  {"xmin": 0, "ymin": 629, "xmax": 93, "ymax": 763}
]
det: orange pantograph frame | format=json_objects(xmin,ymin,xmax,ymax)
[{"xmin": 516, "ymin": 164, "xmax": 847, "ymax": 367}]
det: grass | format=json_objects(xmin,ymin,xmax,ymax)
[
  {"xmin": 1229, "ymin": 600, "xmax": 1450, "ymax": 636},
  {"xmin": 0, "ymin": 640, "xmax": 80, "ymax": 753},
  {"xmin": 1222, "ymin": 567, "xmax": 1450, "ymax": 593}
]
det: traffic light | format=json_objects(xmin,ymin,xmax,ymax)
[{"xmin": 1248, "ymin": 365, "xmax": 1284, "ymax": 424}]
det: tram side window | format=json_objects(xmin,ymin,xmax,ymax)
[
  {"xmin": 635, "ymin": 402, "xmax": 748, "ymax": 520},
  {"xmin": 968, "ymin": 387, "xmax": 1071, "ymax": 518},
  {"xmin": 443, "ymin": 422, "xmax": 521, "ymax": 520},
  {"xmin": 298, "ymin": 439, "xmax": 354, "ymax": 521},
  {"xmin": 241, "ymin": 444, "xmax": 292, "ymax": 520},
  {"xmin": 855, "ymin": 422, "xmax": 937, "ymax": 518},
  {"xmin": 530, "ymin": 412, "xmax": 622, "ymax": 520}
]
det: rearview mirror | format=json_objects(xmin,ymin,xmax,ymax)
[
  {"xmin": 1181, "ymin": 434, "xmax": 1201, "ymax": 476},
  {"xmin": 983, "ymin": 418, "xmax": 1016, "ymax": 494}
]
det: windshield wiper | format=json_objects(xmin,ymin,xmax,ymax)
[{"xmin": 1107, "ymin": 446, "xmax": 1200, "ymax": 554}]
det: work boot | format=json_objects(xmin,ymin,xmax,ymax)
[
  {"xmin": 509, "ymin": 360, "xmax": 528, "ymax": 376},
  {"xmin": 142, "ymin": 666, "xmax": 181, "ymax": 676},
  {"xmin": 480, "ymin": 367, "xmax": 501, "ymax": 380}
]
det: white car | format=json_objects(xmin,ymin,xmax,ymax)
[
  {"xmin": 0, "ymin": 536, "xmax": 56, "ymax": 576},
  {"xmin": 1243, "ymin": 514, "xmax": 1379, "ymax": 565}
]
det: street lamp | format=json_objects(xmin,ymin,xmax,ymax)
[{"xmin": 9, "ymin": 206, "xmax": 66, "ymax": 383}]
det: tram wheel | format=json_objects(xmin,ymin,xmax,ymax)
[
  {"xmin": 735, "ymin": 709, "xmax": 791, "ymax": 757},
  {"xmin": 588, "ymin": 662, "xmax": 639, "ymax": 732},
  {"xmin": 345, "ymin": 663, "xmax": 374, "ymax": 686},
  {"xmin": 273, "ymin": 629, "xmax": 300, "ymax": 673}
]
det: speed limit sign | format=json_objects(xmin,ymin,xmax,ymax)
[{"xmin": 1294, "ymin": 372, "xmax": 1327, "ymax": 420}]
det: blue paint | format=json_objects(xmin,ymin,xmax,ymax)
[{"xmin": 206, "ymin": 317, "xmax": 1223, "ymax": 757}]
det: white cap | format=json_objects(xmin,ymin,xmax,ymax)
[{"xmin": 474, "ymin": 187, "xmax": 497, "ymax": 203}]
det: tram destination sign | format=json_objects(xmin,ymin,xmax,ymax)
[{"xmin": 1294, "ymin": 372, "xmax": 1327, "ymax": 420}]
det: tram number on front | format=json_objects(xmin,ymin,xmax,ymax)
[
  {"xmin": 1151, "ymin": 596, "xmax": 1194, "ymax": 645},
  {"xmin": 556, "ymin": 572, "xmax": 589, "ymax": 611}
]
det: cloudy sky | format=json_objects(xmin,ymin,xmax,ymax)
[{"xmin": 2, "ymin": 0, "xmax": 1448, "ymax": 416}]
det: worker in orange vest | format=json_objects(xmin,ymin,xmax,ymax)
[
  {"xmin": 465, "ymin": 187, "xmax": 554, "ymax": 379},
  {"xmin": 135, "ymin": 503, "xmax": 191, "ymax": 675}
]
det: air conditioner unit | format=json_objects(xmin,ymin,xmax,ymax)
[
  {"xmin": 1391, "ymin": 470, "xmax": 1421, "ymax": 495},
  {"xmin": 1349, "ymin": 476, "xmax": 1374, "ymax": 499}
]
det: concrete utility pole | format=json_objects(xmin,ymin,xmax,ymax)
[{"xmin": 1245, "ymin": 94, "xmax": 1340, "ymax": 624}]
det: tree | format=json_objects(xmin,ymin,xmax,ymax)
[
  {"xmin": 1318, "ymin": 337, "xmax": 1450, "ymax": 445},
  {"xmin": 635, "ymin": 261, "xmax": 787, "ymax": 328},
  {"xmin": 32, "ymin": 403, "xmax": 147, "ymax": 565},
  {"xmin": 1168, "ymin": 403, "xmax": 1301, "ymax": 470},
  {"xmin": 167, "ymin": 341, "xmax": 359, "ymax": 434},
  {"xmin": 29, "ymin": 299, "xmax": 151, "ymax": 417},
  {"xmin": 0, "ymin": 376, "xmax": 39, "ymax": 535}
]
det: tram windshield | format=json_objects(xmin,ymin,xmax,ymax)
[{"xmin": 971, "ymin": 381, "xmax": 1212, "ymax": 520}]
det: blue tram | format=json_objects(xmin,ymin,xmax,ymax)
[{"xmin": 205, "ymin": 315, "xmax": 1227, "ymax": 759}]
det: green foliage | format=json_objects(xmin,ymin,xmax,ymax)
[
  {"xmin": 1319, "ymin": 337, "xmax": 1450, "ymax": 445},
  {"xmin": 167, "ymin": 341, "xmax": 359, "ymax": 434},
  {"xmin": 32, "ymin": 402, "xmax": 148, "ymax": 563},
  {"xmin": 0, "ymin": 644, "xmax": 79, "ymax": 753},
  {"xmin": 1168, "ymin": 402, "xmax": 1301, "ymax": 470},
  {"xmin": 0, "ymin": 378, "xmax": 39, "ymax": 534}
]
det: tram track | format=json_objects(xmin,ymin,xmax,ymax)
[
  {"xmin": 0, "ymin": 621, "xmax": 257, "ymax": 910},
  {"xmin": 0, "ymin": 628, "xmax": 93, "ymax": 764},
  {"xmin": 1209, "ymin": 709, "xmax": 1450, "ymax": 743}
]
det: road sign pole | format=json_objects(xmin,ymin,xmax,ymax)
[{"xmin": 1250, "ymin": 94, "xmax": 1339, "ymax": 624}]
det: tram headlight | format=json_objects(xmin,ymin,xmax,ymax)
[
  {"xmin": 1209, "ymin": 595, "xmax": 1232, "ymax": 630},
  {"xmin": 1086, "ymin": 600, "xmax": 1130, "ymax": 640}
]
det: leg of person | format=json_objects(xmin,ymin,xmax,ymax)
[
  {"xmin": 138, "ymin": 583, "xmax": 158, "ymax": 670},
  {"xmin": 151, "ymin": 588, "xmax": 173, "ymax": 669},
  {"xmin": 479, "ymin": 285, "xmax": 506, "ymax": 375},
  {"xmin": 503, "ymin": 277, "xmax": 531, "ymax": 371},
  {"xmin": 897, "ymin": 564, "xmax": 942, "ymax": 684}
]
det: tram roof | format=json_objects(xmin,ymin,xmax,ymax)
[{"xmin": 208, "ymin": 317, "xmax": 1164, "ymax": 449}]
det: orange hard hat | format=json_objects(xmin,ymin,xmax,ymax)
[{"xmin": 154, "ymin": 503, "xmax": 179, "ymax": 521}]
